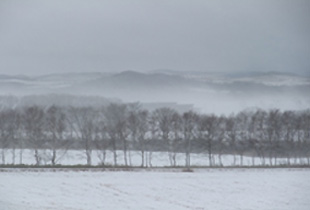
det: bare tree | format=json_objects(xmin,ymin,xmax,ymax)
[
  {"xmin": 170, "ymin": 112, "xmax": 182, "ymax": 166},
  {"xmin": 293, "ymin": 111, "xmax": 306, "ymax": 164},
  {"xmin": 95, "ymin": 114, "xmax": 109, "ymax": 166},
  {"xmin": 104, "ymin": 103, "xmax": 129, "ymax": 166},
  {"xmin": 127, "ymin": 103, "xmax": 142, "ymax": 166},
  {"xmin": 281, "ymin": 111, "xmax": 297, "ymax": 165},
  {"xmin": 266, "ymin": 109, "xmax": 282, "ymax": 166},
  {"xmin": 127, "ymin": 104, "xmax": 149, "ymax": 167},
  {"xmin": 152, "ymin": 108, "xmax": 177, "ymax": 166},
  {"xmin": 235, "ymin": 111, "xmax": 250, "ymax": 166},
  {"xmin": 68, "ymin": 107, "xmax": 98, "ymax": 165},
  {"xmin": 0, "ymin": 111, "xmax": 9, "ymax": 164},
  {"xmin": 225, "ymin": 115, "xmax": 238, "ymax": 166},
  {"xmin": 137, "ymin": 110, "xmax": 149, "ymax": 167},
  {"xmin": 0, "ymin": 110, "xmax": 19, "ymax": 164},
  {"xmin": 182, "ymin": 111, "xmax": 198, "ymax": 169},
  {"xmin": 198, "ymin": 114, "xmax": 219, "ymax": 166},
  {"xmin": 147, "ymin": 114, "xmax": 159, "ymax": 167},
  {"xmin": 216, "ymin": 116, "xmax": 226, "ymax": 167},
  {"xmin": 254, "ymin": 109, "xmax": 268, "ymax": 166},
  {"xmin": 45, "ymin": 105, "xmax": 67, "ymax": 165},
  {"xmin": 23, "ymin": 106, "xmax": 45, "ymax": 165},
  {"xmin": 300, "ymin": 110, "xmax": 310, "ymax": 165}
]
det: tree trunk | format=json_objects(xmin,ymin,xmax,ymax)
[
  {"xmin": 148, "ymin": 151, "xmax": 153, "ymax": 167},
  {"xmin": 34, "ymin": 149, "xmax": 40, "ymax": 165},
  {"xmin": 287, "ymin": 156, "xmax": 290, "ymax": 166},
  {"xmin": 145, "ymin": 150, "xmax": 148, "ymax": 167},
  {"xmin": 168, "ymin": 151, "xmax": 173, "ymax": 166},
  {"xmin": 208, "ymin": 140, "xmax": 212, "ymax": 167},
  {"xmin": 252, "ymin": 155, "xmax": 255, "ymax": 166},
  {"xmin": 112, "ymin": 138, "xmax": 117, "ymax": 166},
  {"xmin": 218, "ymin": 152, "xmax": 223, "ymax": 167},
  {"xmin": 269, "ymin": 151, "xmax": 273, "ymax": 166},
  {"xmin": 1, "ymin": 149, "xmax": 5, "ymax": 164},
  {"xmin": 86, "ymin": 149, "xmax": 92, "ymax": 166},
  {"xmin": 128, "ymin": 150, "xmax": 132, "ymax": 166},
  {"xmin": 12, "ymin": 148, "xmax": 16, "ymax": 165},
  {"xmin": 141, "ymin": 150, "xmax": 144, "ymax": 167},
  {"xmin": 102, "ymin": 150, "xmax": 106, "ymax": 166},
  {"xmin": 185, "ymin": 138, "xmax": 191, "ymax": 169},
  {"xmin": 122, "ymin": 137, "xmax": 128, "ymax": 166},
  {"xmin": 208, "ymin": 153, "xmax": 212, "ymax": 167},
  {"xmin": 172, "ymin": 152, "xmax": 176, "ymax": 167},
  {"xmin": 274, "ymin": 156, "xmax": 277, "ymax": 166},
  {"xmin": 52, "ymin": 149, "xmax": 56, "ymax": 166},
  {"xmin": 185, "ymin": 152, "xmax": 190, "ymax": 169},
  {"xmin": 19, "ymin": 149, "xmax": 23, "ymax": 164},
  {"xmin": 261, "ymin": 153, "xmax": 265, "ymax": 166},
  {"xmin": 123, "ymin": 147, "xmax": 128, "ymax": 166}
]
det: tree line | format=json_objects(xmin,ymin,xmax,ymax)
[{"xmin": 0, "ymin": 103, "xmax": 309, "ymax": 168}]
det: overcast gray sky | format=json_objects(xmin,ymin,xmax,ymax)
[{"xmin": 0, "ymin": 0, "xmax": 309, "ymax": 75}]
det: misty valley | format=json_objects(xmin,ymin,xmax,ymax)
[{"xmin": 0, "ymin": 70, "xmax": 309, "ymax": 114}]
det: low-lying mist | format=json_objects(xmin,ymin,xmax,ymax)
[{"xmin": 0, "ymin": 71, "xmax": 309, "ymax": 115}]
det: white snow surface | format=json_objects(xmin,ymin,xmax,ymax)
[
  {"xmin": 2, "ymin": 149, "xmax": 308, "ymax": 167},
  {"xmin": 0, "ymin": 169, "xmax": 309, "ymax": 210}
]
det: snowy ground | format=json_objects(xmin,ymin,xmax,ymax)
[
  {"xmin": 0, "ymin": 168, "xmax": 309, "ymax": 210},
  {"xmin": 2, "ymin": 149, "xmax": 308, "ymax": 167}
]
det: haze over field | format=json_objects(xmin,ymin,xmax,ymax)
[
  {"xmin": 0, "ymin": 71, "xmax": 309, "ymax": 114},
  {"xmin": 0, "ymin": 1, "xmax": 309, "ymax": 114}
]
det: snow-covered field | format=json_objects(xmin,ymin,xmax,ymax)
[
  {"xmin": 0, "ymin": 168, "xmax": 309, "ymax": 210},
  {"xmin": 3, "ymin": 149, "xmax": 308, "ymax": 167}
]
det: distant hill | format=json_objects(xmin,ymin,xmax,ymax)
[
  {"xmin": 76, "ymin": 70, "xmax": 196, "ymax": 90},
  {"xmin": 0, "ymin": 70, "xmax": 309, "ymax": 114}
]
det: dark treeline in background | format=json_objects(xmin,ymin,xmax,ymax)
[{"xmin": 0, "ymin": 103, "xmax": 309, "ymax": 168}]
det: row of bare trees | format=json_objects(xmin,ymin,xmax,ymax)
[{"xmin": 0, "ymin": 104, "xmax": 309, "ymax": 167}]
